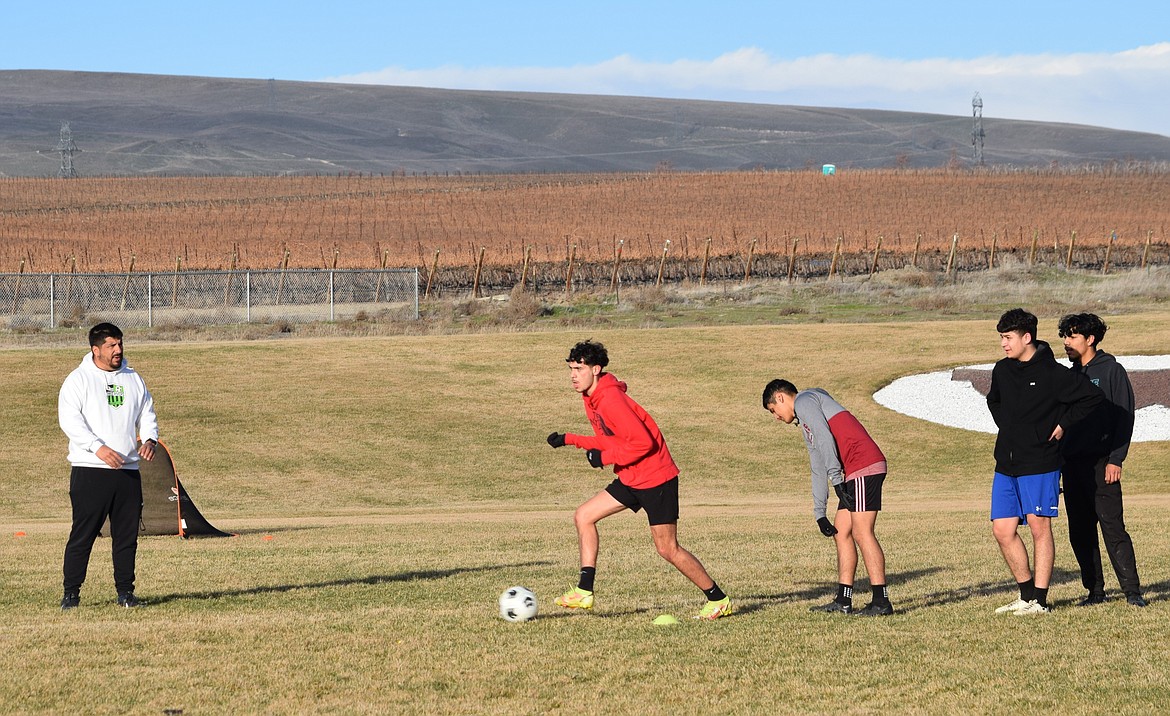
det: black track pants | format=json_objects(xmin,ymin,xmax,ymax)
[
  {"xmin": 1062, "ymin": 456, "xmax": 1141, "ymax": 596},
  {"xmin": 62, "ymin": 466, "xmax": 143, "ymax": 595}
]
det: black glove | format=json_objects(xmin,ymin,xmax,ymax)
[
  {"xmin": 833, "ymin": 482, "xmax": 857, "ymax": 512},
  {"xmin": 547, "ymin": 432, "xmax": 566, "ymax": 448},
  {"xmin": 817, "ymin": 517, "xmax": 838, "ymax": 537},
  {"xmin": 586, "ymin": 449, "xmax": 603, "ymax": 468}
]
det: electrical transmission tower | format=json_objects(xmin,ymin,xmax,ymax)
[
  {"xmin": 971, "ymin": 92, "xmax": 985, "ymax": 166},
  {"xmin": 57, "ymin": 121, "xmax": 79, "ymax": 178}
]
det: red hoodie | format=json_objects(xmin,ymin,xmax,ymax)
[{"xmin": 565, "ymin": 373, "xmax": 679, "ymax": 489}]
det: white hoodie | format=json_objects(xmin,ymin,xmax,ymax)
[{"xmin": 58, "ymin": 352, "xmax": 159, "ymax": 469}]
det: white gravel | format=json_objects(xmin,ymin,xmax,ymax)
[{"xmin": 873, "ymin": 355, "xmax": 1170, "ymax": 442}]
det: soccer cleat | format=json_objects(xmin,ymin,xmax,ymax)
[
  {"xmin": 554, "ymin": 587, "xmax": 594, "ymax": 610},
  {"xmin": 60, "ymin": 592, "xmax": 80, "ymax": 611},
  {"xmin": 1079, "ymin": 593, "xmax": 1107, "ymax": 606},
  {"xmin": 1013, "ymin": 600, "xmax": 1050, "ymax": 615},
  {"xmin": 693, "ymin": 596, "xmax": 734, "ymax": 620},
  {"xmin": 994, "ymin": 598, "xmax": 1030, "ymax": 614},
  {"xmin": 117, "ymin": 592, "xmax": 141, "ymax": 608},
  {"xmin": 809, "ymin": 600, "xmax": 853, "ymax": 615},
  {"xmin": 1126, "ymin": 594, "xmax": 1149, "ymax": 607},
  {"xmin": 853, "ymin": 601, "xmax": 894, "ymax": 617}
]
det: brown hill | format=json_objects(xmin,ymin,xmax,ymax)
[{"xmin": 3, "ymin": 70, "xmax": 1170, "ymax": 176}]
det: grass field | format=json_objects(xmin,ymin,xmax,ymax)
[{"xmin": 2, "ymin": 304, "xmax": 1170, "ymax": 713}]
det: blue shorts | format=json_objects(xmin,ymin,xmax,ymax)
[{"xmin": 990, "ymin": 470, "xmax": 1060, "ymax": 522}]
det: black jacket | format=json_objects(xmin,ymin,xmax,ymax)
[
  {"xmin": 1061, "ymin": 350, "xmax": 1135, "ymax": 465},
  {"xmin": 987, "ymin": 341, "xmax": 1103, "ymax": 476}
]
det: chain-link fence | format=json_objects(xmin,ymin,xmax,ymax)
[{"xmin": 1, "ymin": 269, "xmax": 419, "ymax": 330}]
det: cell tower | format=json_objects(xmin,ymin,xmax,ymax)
[
  {"xmin": 971, "ymin": 92, "xmax": 985, "ymax": 166},
  {"xmin": 57, "ymin": 121, "xmax": 79, "ymax": 178}
]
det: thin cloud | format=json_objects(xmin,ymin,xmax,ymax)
[{"xmin": 328, "ymin": 44, "xmax": 1170, "ymax": 136}]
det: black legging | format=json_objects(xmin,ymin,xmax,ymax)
[{"xmin": 62, "ymin": 466, "xmax": 143, "ymax": 595}]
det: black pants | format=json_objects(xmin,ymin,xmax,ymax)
[
  {"xmin": 1062, "ymin": 456, "xmax": 1141, "ymax": 596},
  {"xmin": 62, "ymin": 466, "xmax": 143, "ymax": 595}
]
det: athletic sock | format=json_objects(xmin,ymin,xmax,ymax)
[
  {"xmin": 577, "ymin": 567, "xmax": 596, "ymax": 592},
  {"xmin": 1018, "ymin": 578, "xmax": 1035, "ymax": 602},
  {"xmin": 1034, "ymin": 587, "xmax": 1049, "ymax": 608},
  {"xmin": 871, "ymin": 584, "xmax": 890, "ymax": 605},
  {"xmin": 836, "ymin": 583, "xmax": 854, "ymax": 606},
  {"xmin": 702, "ymin": 583, "xmax": 726, "ymax": 602}
]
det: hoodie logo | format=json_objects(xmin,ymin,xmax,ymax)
[
  {"xmin": 1091, "ymin": 378, "xmax": 1101, "ymax": 386},
  {"xmin": 106, "ymin": 384, "xmax": 124, "ymax": 408}
]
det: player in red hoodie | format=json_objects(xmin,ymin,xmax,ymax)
[{"xmin": 546, "ymin": 340, "xmax": 733, "ymax": 620}]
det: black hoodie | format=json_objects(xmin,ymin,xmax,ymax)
[
  {"xmin": 986, "ymin": 340, "xmax": 1103, "ymax": 476},
  {"xmin": 1061, "ymin": 350, "xmax": 1136, "ymax": 465}
]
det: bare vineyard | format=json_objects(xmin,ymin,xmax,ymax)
[{"xmin": 1, "ymin": 169, "xmax": 1167, "ymax": 294}]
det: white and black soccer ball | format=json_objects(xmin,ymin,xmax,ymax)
[{"xmin": 498, "ymin": 586, "xmax": 538, "ymax": 622}]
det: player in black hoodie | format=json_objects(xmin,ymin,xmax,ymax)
[
  {"xmin": 1058, "ymin": 312, "xmax": 1147, "ymax": 607},
  {"xmin": 986, "ymin": 308, "xmax": 1102, "ymax": 615}
]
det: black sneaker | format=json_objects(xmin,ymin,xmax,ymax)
[
  {"xmin": 1079, "ymin": 593, "xmax": 1107, "ymax": 606},
  {"xmin": 60, "ymin": 592, "xmax": 80, "ymax": 611},
  {"xmin": 809, "ymin": 600, "xmax": 853, "ymax": 615},
  {"xmin": 1126, "ymin": 594, "xmax": 1149, "ymax": 607},
  {"xmin": 117, "ymin": 592, "xmax": 141, "ymax": 608},
  {"xmin": 854, "ymin": 601, "xmax": 895, "ymax": 617}
]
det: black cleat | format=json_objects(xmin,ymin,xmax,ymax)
[
  {"xmin": 1079, "ymin": 593, "xmax": 1107, "ymax": 606},
  {"xmin": 117, "ymin": 592, "xmax": 141, "ymax": 608},
  {"xmin": 60, "ymin": 592, "xmax": 80, "ymax": 611},
  {"xmin": 854, "ymin": 601, "xmax": 895, "ymax": 617},
  {"xmin": 1126, "ymin": 594, "xmax": 1149, "ymax": 608},
  {"xmin": 809, "ymin": 600, "xmax": 853, "ymax": 615}
]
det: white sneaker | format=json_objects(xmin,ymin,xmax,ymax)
[
  {"xmin": 994, "ymin": 598, "xmax": 1029, "ymax": 614},
  {"xmin": 1013, "ymin": 600, "xmax": 1050, "ymax": 615}
]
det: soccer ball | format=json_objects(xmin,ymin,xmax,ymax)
[{"xmin": 498, "ymin": 586, "xmax": 538, "ymax": 622}]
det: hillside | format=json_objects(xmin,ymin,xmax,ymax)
[{"xmin": 2, "ymin": 70, "xmax": 1170, "ymax": 176}]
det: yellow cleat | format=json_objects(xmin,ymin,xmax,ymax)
[
  {"xmin": 694, "ymin": 596, "xmax": 734, "ymax": 620},
  {"xmin": 554, "ymin": 587, "xmax": 594, "ymax": 610}
]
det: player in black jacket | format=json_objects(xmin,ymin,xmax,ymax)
[
  {"xmin": 1058, "ymin": 312, "xmax": 1147, "ymax": 607},
  {"xmin": 986, "ymin": 308, "xmax": 1102, "ymax": 615}
]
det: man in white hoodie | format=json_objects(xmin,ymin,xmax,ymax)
[{"xmin": 58, "ymin": 323, "xmax": 159, "ymax": 610}]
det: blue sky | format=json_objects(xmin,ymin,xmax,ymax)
[{"xmin": 4, "ymin": 1, "xmax": 1168, "ymax": 136}]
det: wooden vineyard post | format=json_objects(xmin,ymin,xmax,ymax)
[
  {"xmin": 1142, "ymin": 230, "xmax": 1153, "ymax": 270},
  {"xmin": 787, "ymin": 238, "xmax": 799, "ymax": 283},
  {"xmin": 224, "ymin": 248, "xmax": 237, "ymax": 309},
  {"xmin": 374, "ymin": 249, "xmax": 389, "ymax": 302},
  {"xmin": 1065, "ymin": 231, "xmax": 1077, "ymax": 270},
  {"xmin": 1102, "ymin": 231, "xmax": 1116, "ymax": 275},
  {"xmin": 699, "ymin": 238, "xmax": 711, "ymax": 286},
  {"xmin": 945, "ymin": 233, "xmax": 959, "ymax": 276},
  {"xmin": 565, "ymin": 244, "xmax": 577, "ymax": 294},
  {"xmin": 869, "ymin": 235, "xmax": 883, "ymax": 277},
  {"xmin": 471, "ymin": 246, "xmax": 486, "ymax": 298},
  {"xmin": 120, "ymin": 253, "xmax": 136, "ymax": 310},
  {"xmin": 827, "ymin": 236, "xmax": 842, "ymax": 281},
  {"xmin": 171, "ymin": 256, "xmax": 182, "ymax": 308},
  {"xmin": 655, "ymin": 240, "xmax": 671, "ymax": 287},
  {"xmin": 911, "ymin": 233, "xmax": 921, "ymax": 269},
  {"xmin": 65, "ymin": 256, "xmax": 77, "ymax": 310},
  {"xmin": 9, "ymin": 259, "xmax": 24, "ymax": 315},
  {"xmin": 424, "ymin": 250, "xmax": 440, "ymax": 299},
  {"xmin": 988, "ymin": 232, "xmax": 998, "ymax": 270},
  {"xmin": 276, "ymin": 249, "xmax": 290, "ymax": 306},
  {"xmin": 1028, "ymin": 229, "xmax": 1039, "ymax": 268},
  {"xmin": 609, "ymin": 240, "xmax": 623, "ymax": 293},
  {"xmin": 518, "ymin": 245, "xmax": 533, "ymax": 291},
  {"xmin": 742, "ymin": 238, "xmax": 757, "ymax": 283}
]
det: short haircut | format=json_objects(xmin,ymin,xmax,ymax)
[
  {"xmin": 88, "ymin": 322, "xmax": 123, "ymax": 348},
  {"xmin": 1058, "ymin": 312, "xmax": 1108, "ymax": 346},
  {"xmin": 762, "ymin": 379, "xmax": 798, "ymax": 409},
  {"xmin": 567, "ymin": 339, "xmax": 608, "ymax": 368},
  {"xmin": 996, "ymin": 308, "xmax": 1037, "ymax": 340}
]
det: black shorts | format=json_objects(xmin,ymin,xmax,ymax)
[
  {"xmin": 834, "ymin": 473, "xmax": 885, "ymax": 513},
  {"xmin": 605, "ymin": 476, "xmax": 680, "ymax": 525}
]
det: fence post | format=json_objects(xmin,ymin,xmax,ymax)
[
  {"xmin": 699, "ymin": 238, "xmax": 711, "ymax": 286},
  {"xmin": 610, "ymin": 240, "xmax": 624, "ymax": 293},
  {"xmin": 1028, "ymin": 229, "xmax": 1039, "ymax": 268},
  {"xmin": 472, "ymin": 246, "xmax": 485, "ymax": 298},
  {"xmin": 742, "ymin": 238, "xmax": 756, "ymax": 283},
  {"xmin": 329, "ymin": 270, "xmax": 335, "ymax": 321},
  {"xmin": 911, "ymin": 233, "xmax": 921, "ymax": 269},
  {"xmin": 656, "ymin": 240, "xmax": 671, "ymax": 287},
  {"xmin": 246, "ymin": 271, "xmax": 252, "ymax": 323},
  {"xmin": 425, "ymin": 250, "xmax": 439, "ymax": 299},
  {"xmin": 1142, "ymin": 230, "xmax": 1153, "ymax": 269},
  {"xmin": 828, "ymin": 237, "xmax": 842, "ymax": 280},
  {"xmin": 1102, "ymin": 231, "xmax": 1115, "ymax": 274},
  {"xmin": 988, "ymin": 232, "xmax": 997, "ymax": 270},
  {"xmin": 565, "ymin": 244, "xmax": 577, "ymax": 294},
  {"xmin": 120, "ymin": 254, "xmax": 135, "ymax": 311},
  {"xmin": 1065, "ymin": 231, "xmax": 1076, "ymax": 270},
  {"xmin": 787, "ymin": 238, "xmax": 799, "ymax": 283},
  {"xmin": 147, "ymin": 273, "xmax": 153, "ymax": 328},
  {"xmin": 945, "ymin": 233, "xmax": 959, "ymax": 276},
  {"xmin": 869, "ymin": 235, "xmax": 883, "ymax": 277},
  {"xmin": 49, "ymin": 273, "xmax": 55, "ymax": 329},
  {"xmin": 519, "ymin": 245, "xmax": 532, "ymax": 291}
]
